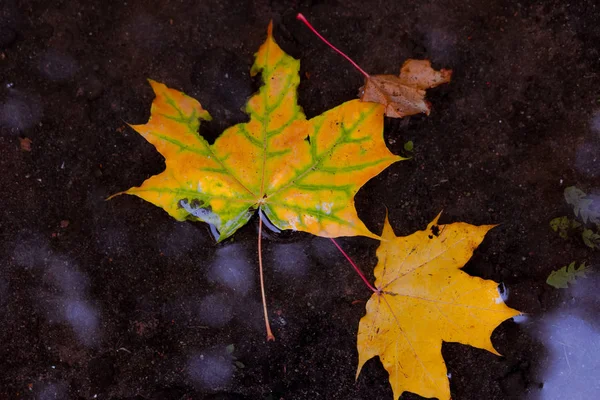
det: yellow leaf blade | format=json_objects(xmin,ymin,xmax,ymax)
[
  {"xmin": 357, "ymin": 214, "xmax": 520, "ymax": 400},
  {"xmin": 117, "ymin": 23, "xmax": 403, "ymax": 241}
]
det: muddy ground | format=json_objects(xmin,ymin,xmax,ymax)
[{"xmin": 1, "ymin": 0, "xmax": 600, "ymax": 399}]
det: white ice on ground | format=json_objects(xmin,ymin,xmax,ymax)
[
  {"xmin": 527, "ymin": 276, "xmax": 600, "ymax": 400},
  {"xmin": 590, "ymin": 110, "xmax": 600, "ymax": 135},
  {"xmin": 187, "ymin": 348, "xmax": 234, "ymax": 390},
  {"xmin": 197, "ymin": 293, "xmax": 233, "ymax": 328},
  {"xmin": 37, "ymin": 382, "xmax": 68, "ymax": 400},
  {"xmin": 157, "ymin": 222, "xmax": 203, "ymax": 258},
  {"xmin": 45, "ymin": 257, "xmax": 89, "ymax": 295},
  {"xmin": 575, "ymin": 142, "xmax": 600, "ymax": 178},
  {"xmin": 271, "ymin": 243, "xmax": 309, "ymax": 278},
  {"xmin": 13, "ymin": 237, "xmax": 101, "ymax": 347},
  {"xmin": 0, "ymin": 90, "xmax": 43, "ymax": 132},
  {"xmin": 496, "ymin": 283, "xmax": 509, "ymax": 304},
  {"xmin": 62, "ymin": 299, "xmax": 100, "ymax": 347},
  {"xmin": 207, "ymin": 243, "xmax": 253, "ymax": 296}
]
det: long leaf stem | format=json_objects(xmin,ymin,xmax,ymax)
[
  {"xmin": 329, "ymin": 238, "xmax": 378, "ymax": 293},
  {"xmin": 296, "ymin": 13, "xmax": 371, "ymax": 79},
  {"xmin": 258, "ymin": 214, "xmax": 275, "ymax": 341}
]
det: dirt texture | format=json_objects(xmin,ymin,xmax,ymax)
[{"xmin": 1, "ymin": 0, "xmax": 600, "ymax": 399}]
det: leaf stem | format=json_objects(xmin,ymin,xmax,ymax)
[
  {"xmin": 329, "ymin": 238, "xmax": 377, "ymax": 293},
  {"xmin": 258, "ymin": 213, "xmax": 275, "ymax": 341},
  {"xmin": 296, "ymin": 13, "xmax": 371, "ymax": 79}
]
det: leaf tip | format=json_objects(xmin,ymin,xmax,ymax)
[
  {"xmin": 431, "ymin": 210, "xmax": 444, "ymax": 226},
  {"xmin": 381, "ymin": 210, "xmax": 396, "ymax": 240},
  {"xmin": 267, "ymin": 20, "xmax": 273, "ymax": 37},
  {"xmin": 146, "ymin": 78, "xmax": 163, "ymax": 94}
]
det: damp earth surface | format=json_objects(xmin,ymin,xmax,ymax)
[{"xmin": 1, "ymin": 0, "xmax": 600, "ymax": 399}]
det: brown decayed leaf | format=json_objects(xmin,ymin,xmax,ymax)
[
  {"xmin": 360, "ymin": 60, "xmax": 452, "ymax": 118},
  {"xmin": 19, "ymin": 137, "xmax": 32, "ymax": 151}
]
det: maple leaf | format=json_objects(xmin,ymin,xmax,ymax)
[
  {"xmin": 546, "ymin": 261, "xmax": 588, "ymax": 289},
  {"xmin": 359, "ymin": 60, "xmax": 452, "ymax": 118},
  {"xmin": 357, "ymin": 214, "xmax": 520, "ymax": 400},
  {"xmin": 564, "ymin": 186, "xmax": 600, "ymax": 224},
  {"xmin": 296, "ymin": 14, "xmax": 452, "ymax": 120},
  {"xmin": 115, "ymin": 23, "xmax": 402, "ymax": 242}
]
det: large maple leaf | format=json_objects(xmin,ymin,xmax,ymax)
[
  {"xmin": 116, "ymin": 23, "xmax": 402, "ymax": 241},
  {"xmin": 357, "ymin": 214, "xmax": 520, "ymax": 400}
]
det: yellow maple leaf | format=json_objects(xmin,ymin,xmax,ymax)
[
  {"xmin": 357, "ymin": 214, "xmax": 520, "ymax": 400},
  {"xmin": 115, "ymin": 22, "xmax": 402, "ymax": 241}
]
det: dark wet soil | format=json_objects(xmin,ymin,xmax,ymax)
[{"xmin": 1, "ymin": 0, "xmax": 600, "ymax": 399}]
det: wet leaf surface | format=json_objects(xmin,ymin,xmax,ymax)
[
  {"xmin": 357, "ymin": 214, "xmax": 519, "ymax": 399},
  {"xmin": 117, "ymin": 24, "xmax": 401, "ymax": 241}
]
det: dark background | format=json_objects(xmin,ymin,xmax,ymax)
[{"xmin": 1, "ymin": 0, "xmax": 600, "ymax": 399}]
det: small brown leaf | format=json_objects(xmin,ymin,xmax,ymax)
[
  {"xmin": 359, "ymin": 60, "xmax": 452, "ymax": 118},
  {"xmin": 60, "ymin": 220, "xmax": 70, "ymax": 228},
  {"xmin": 19, "ymin": 137, "xmax": 32, "ymax": 151}
]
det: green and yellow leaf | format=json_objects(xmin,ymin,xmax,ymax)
[{"xmin": 115, "ymin": 23, "xmax": 402, "ymax": 241}]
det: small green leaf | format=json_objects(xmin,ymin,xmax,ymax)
[
  {"xmin": 564, "ymin": 186, "xmax": 600, "ymax": 224},
  {"xmin": 582, "ymin": 228, "xmax": 600, "ymax": 249},
  {"xmin": 550, "ymin": 216, "xmax": 577, "ymax": 239},
  {"xmin": 404, "ymin": 141, "xmax": 414, "ymax": 152},
  {"xmin": 546, "ymin": 261, "xmax": 588, "ymax": 289},
  {"xmin": 549, "ymin": 216, "xmax": 563, "ymax": 232},
  {"xmin": 234, "ymin": 361, "xmax": 245, "ymax": 369},
  {"xmin": 225, "ymin": 344, "xmax": 235, "ymax": 354}
]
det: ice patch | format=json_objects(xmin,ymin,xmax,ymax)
[
  {"xmin": 272, "ymin": 243, "xmax": 309, "ymax": 277},
  {"xmin": 530, "ymin": 314, "xmax": 600, "ymax": 399},
  {"xmin": 590, "ymin": 111, "xmax": 600, "ymax": 135},
  {"xmin": 12, "ymin": 232, "xmax": 49, "ymax": 268},
  {"xmin": 0, "ymin": 90, "xmax": 43, "ymax": 132},
  {"xmin": 259, "ymin": 208, "xmax": 281, "ymax": 233},
  {"xmin": 309, "ymin": 236, "xmax": 341, "ymax": 265},
  {"xmin": 187, "ymin": 348, "xmax": 234, "ymax": 390},
  {"xmin": 37, "ymin": 382, "xmax": 68, "ymax": 400},
  {"xmin": 527, "ymin": 276, "xmax": 600, "ymax": 400},
  {"xmin": 197, "ymin": 293, "xmax": 233, "ymax": 328},
  {"xmin": 45, "ymin": 257, "xmax": 89, "ymax": 295},
  {"xmin": 496, "ymin": 283, "xmax": 509, "ymax": 304},
  {"xmin": 62, "ymin": 299, "xmax": 99, "ymax": 346},
  {"xmin": 157, "ymin": 222, "xmax": 203, "ymax": 258},
  {"xmin": 512, "ymin": 314, "xmax": 529, "ymax": 324},
  {"xmin": 575, "ymin": 142, "xmax": 600, "ymax": 178},
  {"xmin": 207, "ymin": 244, "xmax": 253, "ymax": 295},
  {"xmin": 180, "ymin": 199, "xmax": 221, "ymax": 239},
  {"xmin": 24, "ymin": 250, "xmax": 102, "ymax": 347}
]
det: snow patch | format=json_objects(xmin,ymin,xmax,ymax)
[
  {"xmin": 207, "ymin": 244, "xmax": 253, "ymax": 295},
  {"xmin": 272, "ymin": 243, "xmax": 309, "ymax": 278},
  {"xmin": 495, "ymin": 283, "xmax": 509, "ymax": 304},
  {"xmin": 197, "ymin": 293, "xmax": 233, "ymax": 328},
  {"xmin": 187, "ymin": 348, "xmax": 234, "ymax": 390}
]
